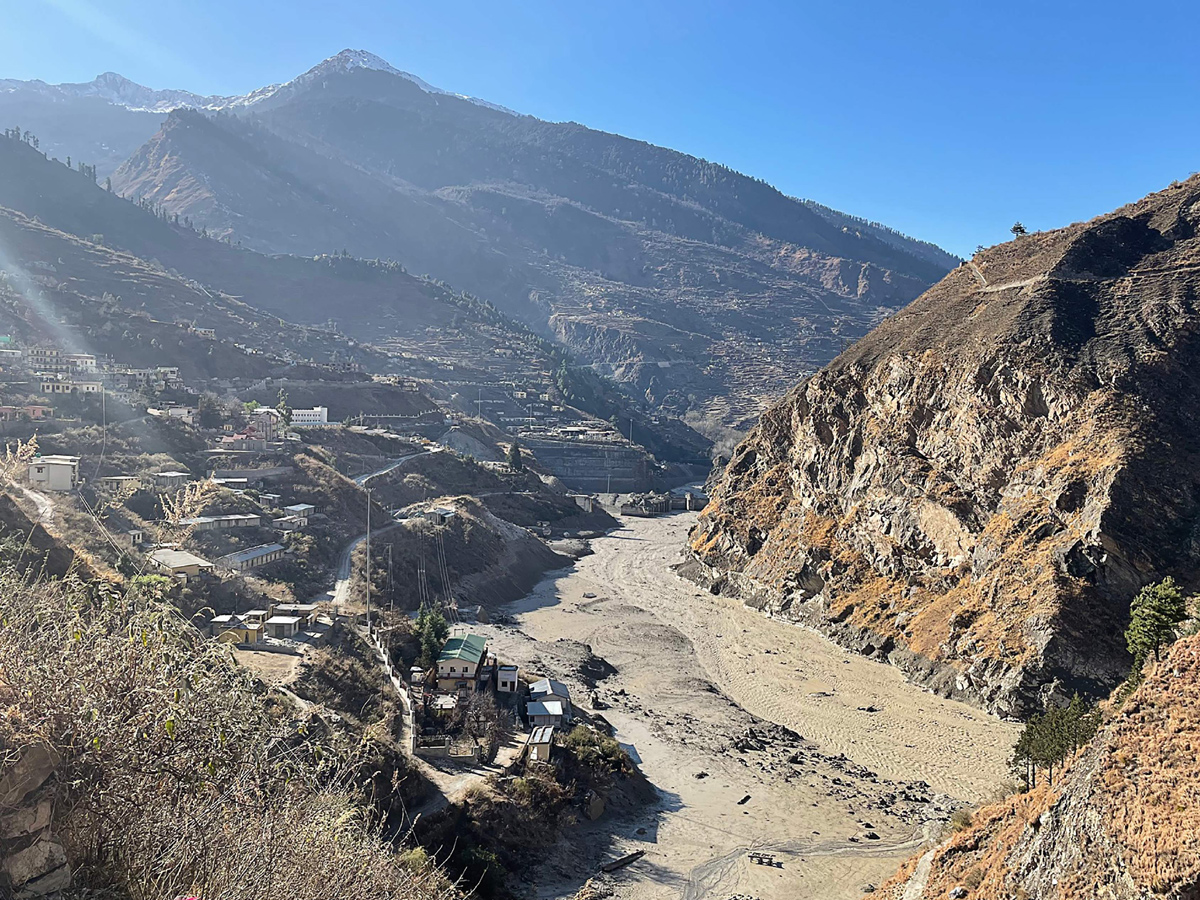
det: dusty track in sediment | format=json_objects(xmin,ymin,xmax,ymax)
[{"xmin": 475, "ymin": 513, "xmax": 1019, "ymax": 900}]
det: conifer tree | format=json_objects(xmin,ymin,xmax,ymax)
[
  {"xmin": 1126, "ymin": 577, "xmax": 1187, "ymax": 665},
  {"xmin": 505, "ymin": 438, "xmax": 524, "ymax": 471}
]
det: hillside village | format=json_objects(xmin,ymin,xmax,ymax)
[{"xmin": 6, "ymin": 18, "xmax": 1200, "ymax": 900}]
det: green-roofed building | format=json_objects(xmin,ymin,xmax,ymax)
[{"xmin": 436, "ymin": 633, "xmax": 489, "ymax": 692}]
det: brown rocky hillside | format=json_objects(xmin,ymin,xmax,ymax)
[
  {"xmin": 688, "ymin": 174, "xmax": 1200, "ymax": 715},
  {"xmin": 883, "ymin": 633, "xmax": 1200, "ymax": 899}
]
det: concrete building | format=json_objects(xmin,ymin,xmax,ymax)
[
  {"xmin": 497, "ymin": 664, "xmax": 519, "ymax": 693},
  {"xmin": 178, "ymin": 514, "xmax": 261, "ymax": 532},
  {"xmin": 149, "ymin": 549, "xmax": 213, "ymax": 580},
  {"xmin": 214, "ymin": 623, "xmax": 261, "ymax": 644},
  {"xmin": 291, "ymin": 406, "xmax": 329, "ymax": 426},
  {"xmin": 283, "ymin": 503, "xmax": 316, "ymax": 524},
  {"xmin": 423, "ymin": 506, "xmax": 457, "ymax": 527},
  {"xmin": 0, "ymin": 405, "xmax": 52, "ymax": 421},
  {"xmin": 274, "ymin": 603, "xmax": 319, "ymax": 626},
  {"xmin": 28, "ymin": 455, "xmax": 79, "ymax": 492},
  {"xmin": 264, "ymin": 615, "xmax": 303, "ymax": 639},
  {"xmin": 436, "ymin": 633, "xmax": 488, "ymax": 692},
  {"xmin": 217, "ymin": 543, "xmax": 286, "ymax": 572},
  {"xmin": 528, "ymin": 725, "xmax": 555, "ymax": 763},
  {"xmin": 149, "ymin": 471, "xmax": 191, "ymax": 490}
]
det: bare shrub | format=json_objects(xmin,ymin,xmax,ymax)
[{"xmin": 0, "ymin": 570, "xmax": 455, "ymax": 900}]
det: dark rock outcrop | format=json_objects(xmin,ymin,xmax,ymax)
[
  {"xmin": 0, "ymin": 744, "xmax": 68, "ymax": 898},
  {"xmin": 690, "ymin": 175, "xmax": 1200, "ymax": 716}
]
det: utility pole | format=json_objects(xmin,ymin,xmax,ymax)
[
  {"xmin": 365, "ymin": 487, "xmax": 372, "ymax": 635},
  {"xmin": 386, "ymin": 543, "xmax": 394, "ymax": 611}
]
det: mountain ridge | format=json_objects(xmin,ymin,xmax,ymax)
[
  {"xmin": 688, "ymin": 171, "xmax": 1200, "ymax": 715},
  {"xmin": 98, "ymin": 56, "xmax": 953, "ymax": 426}
]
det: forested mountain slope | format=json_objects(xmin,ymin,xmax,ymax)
[{"xmin": 85, "ymin": 51, "xmax": 956, "ymax": 426}]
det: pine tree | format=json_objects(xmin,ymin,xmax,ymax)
[
  {"xmin": 1011, "ymin": 222, "xmax": 1027, "ymax": 237},
  {"xmin": 505, "ymin": 438, "xmax": 524, "ymax": 471},
  {"xmin": 1126, "ymin": 577, "xmax": 1187, "ymax": 664}
]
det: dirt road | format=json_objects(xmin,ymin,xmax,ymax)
[{"xmin": 475, "ymin": 513, "xmax": 1018, "ymax": 900}]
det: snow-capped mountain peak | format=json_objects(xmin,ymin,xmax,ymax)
[
  {"xmin": 279, "ymin": 49, "xmax": 517, "ymax": 115},
  {"xmin": 0, "ymin": 50, "xmax": 517, "ymax": 117}
]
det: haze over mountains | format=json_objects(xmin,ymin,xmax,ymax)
[{"xmin": 1, "ymin": 49, "xmax": 957, "ymax": 431}]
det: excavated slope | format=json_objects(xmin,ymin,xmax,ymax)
[{"xmin": 688, "ymin": 175, "xmax": 1200, "ymax": 715}]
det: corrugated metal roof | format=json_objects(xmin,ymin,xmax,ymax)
[
  {"xmin": 438, "ymin": 633, "xmax": 487, "ymax": 664},
  {"xmin": 530, "ymin": 725, "xmax": 556, "ymax": 745}
]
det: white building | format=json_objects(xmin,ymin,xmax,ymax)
[
  {"xmin": 498, "ymin": 664, "xmax": 519, "ymax": 693},
  {"xmin": 283, "ymin": 503, "xmax": 315, "ymax": 525},
  {"xmin": 291, "ymin": 406, "xmax": 329, "ymax": 425},
  {"xmin": 264, "ymin": 615, "xmax": 303, "ymax": 639},
  {"xmin": 28, "ymin": 455, "xmax": 79, "ymax": 492}
]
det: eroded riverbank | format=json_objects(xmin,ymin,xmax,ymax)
[{"xmin": 471, "ymin": 512, "xmax": 1019, "ymax": 900}]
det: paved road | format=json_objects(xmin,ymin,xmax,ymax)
[
  {"xmin": 324, "ymin": 521, "xmax": 401, "ymax": 610},
  {"xmin": 353, "ymin": 449, "xmax": 431, "ymax": 486}
]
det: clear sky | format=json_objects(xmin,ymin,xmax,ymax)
[{"xmin": 3, "ymin": 0, "xmax": 1199, "ymax": 257}]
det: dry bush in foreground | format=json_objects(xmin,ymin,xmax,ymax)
[{"xmin": 0, "ymin": 569, "xmax": 456, "ymax": 900}]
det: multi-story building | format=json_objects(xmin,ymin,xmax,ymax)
[
  {"xmin": 291, "ymin": 406, "xmax": 329, "ymax": 426},
  {"xmin": 28, "ymin": 455, "xmax": 79, "ymax": 492}
]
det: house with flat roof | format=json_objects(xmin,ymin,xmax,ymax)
[
  {"xmin": 28, "ymin": 455, "xmax": 79, "ymax": 492},
  {"xmin": 264, "ymin": 615, "xmax": 303, "ymax": 639},
  {"xmin": 217, "ymin": 543, "xmax": 286, "ymax": 572},
  {"xmin": 291, "ymin": 406, "xmax": 328, "ymax": 426},
  {"xmin": 423, "ymin": 506, "xmax": 457, "ymax": 527},
  {"xmin": 149, "ymin": 548, "xmax": 213, "ymax": 580},
  {"xmin": 436, "ymin": 633, "xmax": 488, "ymax": 692},
  {"xmin": 274, "ymin": 603, "xmax": 319, "ymax": 625},
  {"xmin": 178, "ymin": 513, "xmax": 261, "ymax": 532},
  {"xmin": 148, "ymin": 471, "xmax": 191, "ymax": 490},
  {"xmin": 498, "ymin": 664, "xmax": 519, "ymax": 693},
  {"xmin": 283, "ymin": 503, "xmax": 316, "ymax": 524}
]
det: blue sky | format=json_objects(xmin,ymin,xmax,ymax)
[{"xmin": 3, "ymin": 0, "xmax": 1199, "ymax": 257}]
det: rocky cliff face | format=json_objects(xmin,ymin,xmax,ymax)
[
  {"xmin": 883, "ymin": 634, "xmax": 1200, "ymax": 899},
  {"xmin": 688, "ymin": 175, "xmax": 1200, "ymax": 716}
]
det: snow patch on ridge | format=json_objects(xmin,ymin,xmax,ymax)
[{"xmin": 0, "ymin": 49, "xmax": 518, "ymax": 117}]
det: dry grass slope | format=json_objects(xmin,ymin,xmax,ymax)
[
  {"xmin": 881, "ymin": 633, "xmax": 1200, "ymax": 899},
  {"xmin": 0, "ymin": 566, "xmax": 458, "ymax": 900}
]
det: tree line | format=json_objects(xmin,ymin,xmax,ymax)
[{"xmin": 1009, "ymin": 576, "xmax": 1194, "ymax": 790}]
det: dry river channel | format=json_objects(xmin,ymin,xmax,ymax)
[{"xmin": 471, "ymin": 512, "xmax": 1019, "ymax": 900}]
